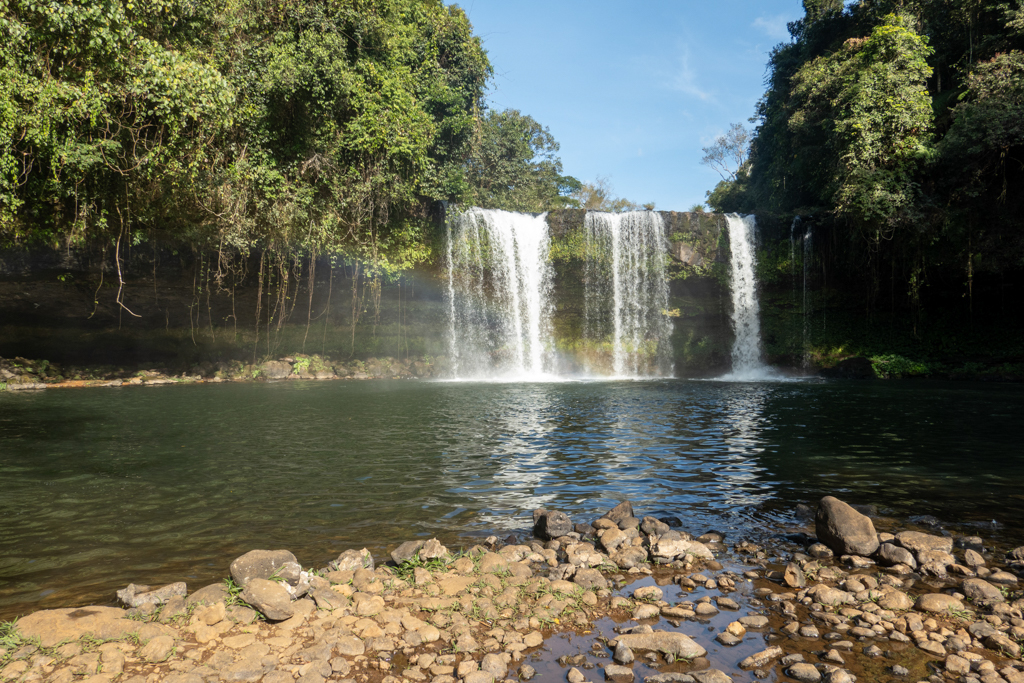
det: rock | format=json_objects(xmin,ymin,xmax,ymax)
[
  {"xmin": 419, "ymin": 539, "xmax": 449, "ymax": 560},
  {"xmin": 945, "ymin": 655, "xmax": 971, "ymax": 676},
  {"xmin": 240, "ymin": 579, "xmax": 294, "ymax": 621},
  {"xmin": 640, "ymin": 517, "xmax": 670, "ymax": 536},
  {"xmin": 116, "ymin": 582, "xmax": 186, "ymax": 608},
  {"xmin": 463, "ymin": 672, "xmax": 495, "ymax": 683},
  {"xmin": 519, "ymin": 665, "xmax": 537, "ymax": 681},
  {"xmin": 260, "ymin": 361, "xmax": 292, "ymax": 379},
  {"xmin": 787, "ymin": 663, "xmax": 822, "ymax": 683},
  {"xmin": 573, "ymin": 568, "xmax": 609, "ymax": 590},
  {"xmin": 613, "ymin": 631, "xmax": 706, "ymax": 660},
  {"xmin": 895, "ymin": 531, "xmax": 952, "ymax": 556},
  {"xmin": 985, "ymin": 633, "xmax": 1021, "ymax": 658},
  {"xmin": 819, "ymin": 357, "xmax": 874, "ymax": 379},
  {"xmin": 309, "ymin": 588, "xmax": 348, "ymax": 611},
  {"xmin": 783, "ymin": 563, "xmax": 806, "ymax": 588},
  {"xmin": 390, "ymin": 541, "xmax": 425, "ymax": 564},
  {"xmin": 186, "ymin": 583, "xmax": 228, "ymax": 606},
  {"xmin": 336, "ymin": 636, "xmax": 365, "ymax": 656},
  {"xmin": 988, "ymin": 570, "xmax": 1018, "ymax": 584},
  {"xmin": 330, "ymin": 549, "xmax": 374, "ymax": 572},
  {"xmin": 15, "ymin": 607, "xmax": 137, "ymax": 647},
  {"xmin": 614, "ymin": 643, "xmax": 634, "ymax": 665},
  {"xmin": 617, "ymin": 516, "xmax": 641, "ymax": 530},
  {"xmin": 876, "ymin": 543, "xmax": 917, "ymax": 569},
  {"xmin": 963, "ymin": 578, "xmax": 1005, "ymax": 603},
  {"xmin": 632, "ymin": 586, "xmax": 663, "ymax": 601},
  {"xmin": 139, "ymin": 636, "xmax": 174, "ymax": 663},
  {"xmin": 739, "ymin": 616, "xmax": 769, "ymax": 628},
  {"xmin": 611, "ymin": 546, "xmax": 651, "ymax": 569},
  {"xmin": 807, "ymin": 585, "xmax": 854, "ymax": 607},
  {"xmin": 644, "ymin": 675, "xmax": 696, "ymax": 683},
  {"xmin": 567, "ymin": 668, "xmax": 586, "ymax": 683},
  {"xmin": 534, "ymin": 510, "xmax": 572, "ymax": 540},
  {"xmin": 964, "ymin": 549, "xmax": 986, "ymax": 567},
  {"xmin": 230, "ymin": 550, "xmax": 300, "ymax": 587},
  {"xmin": 690, "ymin": 673, "xmax": 730, "ymax": 683},
  {"xmin": 815, "ymin": 497, "xmax": 879, "ymax": 557},
  {"xmin": 633, "ymin": 604, "xmax": 660, "ymax": 620},
  {"xmin": 604, "ymin": 665, "xmax": 634, "ymax": 681},
  {"xmin": 914, "ymin": 593, "xmax": 964, "ymax": 614},
  {"xmin": 877, "ymin": 590, "xmax": 913, "ymax": 611},
  {"xmin": 739, "ymin": 646, "xmax": 784, "ymax": 670},
  {"xmin": 892, "ymin": 665, "xmax": 909, "ymax": 676},
  {"xmin": 651, "ymin": 537, "xmax": 712, "ymax": 563},
  {"xmin": 599, "ymin": 527, "xmax": 629, "ymax": 553},
  {"xmin": 601, "ymin": 502, "xmax": 635, "ymax": 525}
]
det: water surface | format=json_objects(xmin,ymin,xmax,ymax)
[{"xmin": 1, "ymin": 378, "xmax": 1021, "ymax": 619}]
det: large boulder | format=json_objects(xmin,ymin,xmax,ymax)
[
  {"xmin": 895, "ymin": 531, "xmax": 953, "ymax": 557},
  {"xmin": 260, "ymin": 361, "xmax": 292, "ymax": 379},
  {"xmin": 962, "ymin": 578, "xmax": 1005, "ymax": 604},
  {"xmin": 533, "ymin": 510, "xmax": 572, "ymax": 540},
  {"xmin": 815, "ymin": 496, "xmax": 879, "ymax": 557},
  {"xmin": 230, "ymin": 549, "xmax": 301, "ymax": 587}
]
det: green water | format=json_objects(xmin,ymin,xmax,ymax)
[{"xmin": 1, "ymin": 378, "xmax": 1022, "ymax": 619}]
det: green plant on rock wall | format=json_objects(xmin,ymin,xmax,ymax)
[{"xmin": 870, "ymin": 354, "xmax": 930, "ymax": 379}]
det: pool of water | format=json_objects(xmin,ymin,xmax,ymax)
[{"xmin": 1, "ymin": 378, "xmax": 1022, "ymax": 619}]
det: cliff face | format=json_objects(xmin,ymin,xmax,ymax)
[{"xmin": 0, "ymin": 210, "xmax": 736, "ymax": 375}]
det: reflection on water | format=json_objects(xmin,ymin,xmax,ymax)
[{"xmin": 1, "ymin": 378, "xmax": 1022, "ymax": 619}]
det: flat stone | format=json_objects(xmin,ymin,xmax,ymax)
[
  {"xmin": 739, "ymin": 646, "xmax": 783, "ymax": 669},
  {"xmin": 652, "ymin": 538, "xmax": 712, "ymax": 562},
  {"xmin": 895, "ymin": 531, "xmax": 952, "ymax": 556},
  {"xmin": 877, "ymin": 590, "xmax": 914, "ymax": 611},
  {"xmin": 918, "ymin": 641, "xmax": 946, "ymax": 657},
  {"xmin": 985, "ymin": 633, "xmax": 1022, "ymax": 658},
  {"xmin": 335, "ymin": 636, "xmax": 365, "ymax": 656},
  {"xmin": 787, "ymin": 663, "xmax": 822, "ymax": 683},
  {"xmin": 186, "ymin": 583, "xmax": 228, "ymax": 606},
  {"xmin": 573, "ymin": 568, "xmax": 609, "ymax": 590},
  {"xmin": 15, "ymin": 607, "xmax": 137, "ymax": 647},
  {"xmin": 604, "ymin": 664, "xmax": 634, "ymax": 681},
  {"xmin": 614, "ymin": 632, "xmax": 706, "ymax": 659},
  {"xmin": 914, "ymin": 593, "xmax": 964, "ymax": 614},
  {"xmin": 738, "ymin": 616, "xmax": 769, "ymax": 628},
  {"xmin": 690, "ymin": 670, "xmax": 731, "ymax": 683},
  {"xmin": 478, "ymin": 553, "xmax": 508, "ymax": 574},
  {"xmin": 816, "ymin": 496, "xmax": 879, "ymax": 557},
  {"xmin": 117, "ymin": 582, "xmax": 187, "ymax": 608},
  {"xmin": 784, "ymin": 563, "xmax": 806, "ymax": 588}
]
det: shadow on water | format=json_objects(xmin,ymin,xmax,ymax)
[{"xmin": 0, "ymin": 378, "xmax": 1022, "ymax": 619}]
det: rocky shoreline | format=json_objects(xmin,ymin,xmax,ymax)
[
  {"xmin": 0, "ymin": 355, "xmax": 443, "ymax": 391},
  {"xmin": 2, "ymin": 497, "xmax": 1024, "ymax": 683}
]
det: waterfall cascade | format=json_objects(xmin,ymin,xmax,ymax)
[
  {"xmin": 722, "ymin": 214, "xmax": 775, "ymax": 380},
  {"xmin": 582, "ymin": 211, "xmax": 673, "ymax": 378},
  {"xmin": 445, "ymin": 208, "xmax": 554, "ymax": 379},
  {"xmin": 445, "ymin": 208, "xmax": 673, "ymax": 380}
]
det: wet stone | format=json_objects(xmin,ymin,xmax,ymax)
[{"xmin": 787, "ymin": 663, "xmax": 822, "ymax": 683}]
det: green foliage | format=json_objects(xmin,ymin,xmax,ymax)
[
  {"xmin": 464, "ymin": 109, "xmax": 580, "ymax": 212},
  {"xmin": 871, "ymin": 353, "xmax": 931, "ymax": 378}
]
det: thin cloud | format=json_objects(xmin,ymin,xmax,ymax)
[
  {"xmin": 753, "ymin": 15, "xmax": 791, "ymax": 41},
  {"xmin": 669, "ymin": 47, "xmax": 714, "ymax": 103}
]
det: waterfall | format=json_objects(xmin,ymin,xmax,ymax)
[
  {"xmin": 445, "ymin": 208, "xmax": 554, "ymax": 379},
  {"xmin": 582, "ymin": 211, "xmax": 673, "ymax": 378},
  {"xmin": 802, "ymin": 225, "xmax": 813, "ymax": 370},
  {"xmin": 722, "ymin": 214, "xmax": 774, "ymax": 380}
]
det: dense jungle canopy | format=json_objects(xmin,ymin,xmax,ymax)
[
  {"xmin": 0, "ymin": 0, "xmax": 590, "ymax": 278},
  {"xmin": 707, "ymin": 0, "xmax": 1024, "ymax": 318}
]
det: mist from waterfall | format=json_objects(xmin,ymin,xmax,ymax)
[
  {"xmin": 583, "ymin": 211, "xmax": 673, "ymax": 378},
  {"xmin": 721, "ymin": 214, "xmax": 777, "ymax": 380},
  {"xmin": 445, "ymin": 208, "xmax": 555, "ymax": 380}
]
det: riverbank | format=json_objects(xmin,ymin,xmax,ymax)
[
  {"xmin": 0, "ymin": 355, "xmax": 444, "ymax": 392},
  {"xmin": 2, "ymin": 497, "xmax": 1023, "ymax": 683}
]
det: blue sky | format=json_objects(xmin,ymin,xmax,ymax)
[{"xmin": 460, "ymin": 1, "xmax": 806, "ymax": 211}]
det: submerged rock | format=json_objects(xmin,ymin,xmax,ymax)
[{"xmin": 613, "ymin": 631, "xmax": 706, "ymax": 659}]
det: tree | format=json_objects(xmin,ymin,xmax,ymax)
[
  {"xmin": 464, "ymin": 109, "xmax": 580, "ymax": 212},
  {"xmin": 701, "ymin": 124, "xmax": 751, "ymax": 182},
  {"xmin": 568, "ymin": 177, "xmax": 649, "ymax": 212}
]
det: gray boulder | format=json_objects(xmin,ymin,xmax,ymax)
[
  {"xmin": 601, "ymin": 501, "xmax": 635, "ymax": 525},
  {"xmin": 260, "ymin": 361, "xmax": 292, "ymax": 379},
  {"xmin": 230, "ymin": 549, "xmax": 301, "ymax": 587},
  {"xmin": 390, "ymin": 541, "xmax": 425, "ymax": 564},
  {"xmin": 116, "ymin": 582, "xmax": 186, "ymax": 608},
  {"xmin": 330, "ymin": 548, "xmax": 374, "ymax": 572},
  {"xmin": 815, "ymin": 496, "xmax": 879, "ymax": 557},
  {"xmin": 613, "ymin": 631, "xmax": 706, "ymax": 659},
  {"xmin": 534, "ymin": 510, "xmax": 572, "ymax": 540}
]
